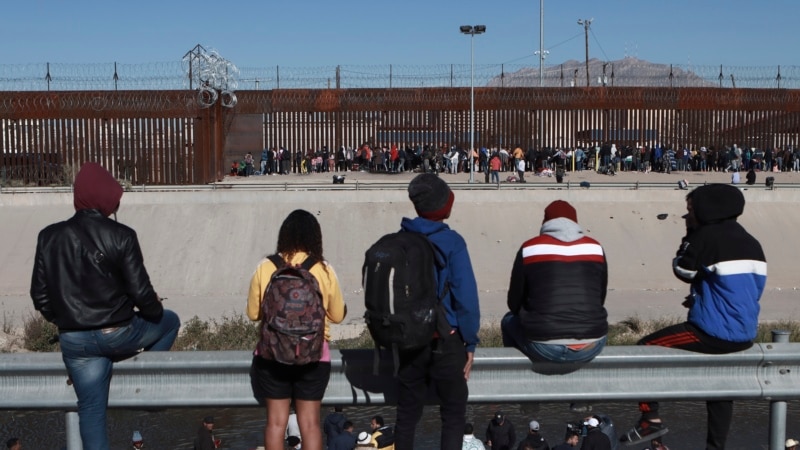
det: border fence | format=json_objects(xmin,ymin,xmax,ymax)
[{"xmin": 2, "ymin": 64, "xmax": 800, "ymax": 186}]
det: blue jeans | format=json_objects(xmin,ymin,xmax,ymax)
[
  {"xmin": 501, "ymin": 312, "xmax": 606, "ymax": 364},
  {"xmin": 59, "ymin": 310, "xmax": 180, "ymax": 450}
]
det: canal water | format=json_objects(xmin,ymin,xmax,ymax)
[{"xmin": 1, "ymin": 400, "xmax": 798, "ymax": 449}]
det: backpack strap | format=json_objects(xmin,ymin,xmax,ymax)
[
  {"xmin": 299, "ymin": 256, "xmax": 318, "ymax": 271},
  {"xmin": 267, "ymin": 254, "xmax": 285, "ymax": 268},
  {"xmin": 268, "ymin": 254, "xmax": 318, "ymax": 271}
]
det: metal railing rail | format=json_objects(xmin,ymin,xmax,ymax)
[
  {"xmin": 2, "ymin": 345, "xmax": 797, "ymax": 410},
  {"xmin": 1, "ymin": 343, "xmax": 796, "ymax": 449}
]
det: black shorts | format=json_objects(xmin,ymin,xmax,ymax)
[{"xmin": 250, "ymin": 355, "xmax": 331, "ymax": 401}]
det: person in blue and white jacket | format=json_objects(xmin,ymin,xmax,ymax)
[{"xmin": 621, "ymin": 183, "xmax": 767, "ymax": 450}]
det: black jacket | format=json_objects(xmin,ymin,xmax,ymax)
[
  {"xmin": 486, "ymin": 419, "xmax": 516, "ymax": 450},
  {"xmin": 507, "ymin": 219, "xmax": 608, "ymax": 341},
  {"xmin": 580, "ymin": 428, "xmax": 611, "ymax": 450},
  {"xmin": 31, "ymin": 209, "xmax": 163, "ymax": 331}
]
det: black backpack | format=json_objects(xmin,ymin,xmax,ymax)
[{"xmin": 362, "ymin": 231, "xmax": 448, "ymax": 374}]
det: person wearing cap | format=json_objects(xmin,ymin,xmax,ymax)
[
  {"xmin": 30, "ymin": 162, "xmax": 180, "ymax": 450},
  {"xmin": 620, "ymin": 184, "xmax": 767, "ymax": 449},
  {"xmin": 581, "ymin": 418, "xmax": 611, "ymax": 450},
  {"xmin": 485, "ymin": 411, "xmax": 516, "ymax": 450},
  {"xmin": 194, "ymin": 416, "xmax": 220, "ymax": 450},
  {"xmin": 131, "ymin": 430, "xmax": 144, "ymax": 449},
  {"xmin": 502, "ymin": 200, "xmax": 608, "ymax": 365},
  {"xmin": 355, "ymin": 431, "xmax": 377, "ymax": 449},
  {"xmin": 393, "ymin": 173, "xmax": 481, "ymax": 450},
  {"xmin": 516, "ymin": 420, "xmax": 549, "ymax": 450},
  {"xmin": 786, "ymin": 438, "xmax": 799, "ymax": 450}
]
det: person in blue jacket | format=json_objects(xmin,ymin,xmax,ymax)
[
  {"xmin": 620, "ymin": 184, "xmax": 767, "ymax": 450},
  {"xmin": 393, "ymin": 173, "xmax": 481, "ymax": 450}
]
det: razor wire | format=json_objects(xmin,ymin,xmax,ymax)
[
  {"xmin": 181, "ymin": 46, "xmax": 239, "ymax": 109},
  {"xmin": 0, "ymin": 61, "xmax": 798, "ymax": 91}
]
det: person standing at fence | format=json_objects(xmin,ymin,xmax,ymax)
[
  {"xmin": 247, "ymin": 209, "xmax": 346, "ymax": 450},
  {"xmin": 393, "ymin": 174, "xmax": 481, "ymax": 450},
  {"xmin": 30, "ymin": 162, "xmax": 180, "ymax": 450},
  {"xmin": 501, "ymin": 200, "xmax": 608, "ymax": 365},
  {"xmin": 619, "ymin": 184, "xmax": 767, "ymax": 449}
]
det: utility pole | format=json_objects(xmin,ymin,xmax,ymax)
[{"xmin": 577, "ymin": 18, "xmax": 592, "ymax": 87}]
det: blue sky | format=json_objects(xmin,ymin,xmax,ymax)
[{"xmin": 4, "ymin": 0, "xmax": 798, "ymax": 69}]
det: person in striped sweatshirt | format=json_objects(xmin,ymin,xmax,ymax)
[{"xmin": 502, "ymin": 200, "xmax": 609, "ymax": 365}]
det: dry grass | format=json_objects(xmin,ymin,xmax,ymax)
[{"xmin": 10, "ymin": 314, "xmax": 800, "ymax": 352}]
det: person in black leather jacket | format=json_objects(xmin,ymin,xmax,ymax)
[{"xmin": 30, "ymin": 162, "xmax": 180, "ymax": 450}]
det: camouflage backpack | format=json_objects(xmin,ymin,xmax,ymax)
[{"xmin": 257, "ymin": 255, "xmax": 325, "ymax": 365}]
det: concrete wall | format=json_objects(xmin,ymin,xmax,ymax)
[{"xmin": 3, "ymin": 188, "xmax": 798, "ymax": 333}]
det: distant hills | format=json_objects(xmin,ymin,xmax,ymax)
[{"xmin": 488, "ymin": 56, "xmax": 712, "ymax": 88}]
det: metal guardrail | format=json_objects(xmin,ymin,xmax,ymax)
[
  {"xmin": 1, "ymin": 345, "xmax": 797, "ymax": 411},
  {"xmin": 1, "ymin": 343, "xmax": 796, "ymax": 449}
]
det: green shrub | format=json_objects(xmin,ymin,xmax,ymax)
[{"xmin": 23, "ymin": 314, "xmax": 59, "ymax": 352}]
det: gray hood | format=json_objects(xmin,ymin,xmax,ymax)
[{"xmin": 540, "ymin": 217, "xmax": 584, "ymax": 242}]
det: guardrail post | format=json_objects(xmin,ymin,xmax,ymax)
[
  {"xmin": 770, "ymin": 330, "xmax": 791, "ymax": 450},
  {"xmin": 66, "ymin": 411, "xmax": 82, "ymax": 450}
]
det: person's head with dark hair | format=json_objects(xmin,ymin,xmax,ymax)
[
  {"xmin": 276, "ymin": 209, "xmax": 325, "ymax": 264},
  {"xmin": 370, "ymin": 415, "xmax": 384, "ymax": 430},
  {"xmin": 564, "ymin": 430, "xmax": 580, "ymax": 446},
  {"xmin": 463, "ymin": 423, "xmax": 474, "ymax": 435},
  {"xmin": 343, "ymin": 420, "xmax": 354, "ymax": 431},
  {"xmin": 5, "ymin": 438, "xmax": 20, "ymax": 450}
]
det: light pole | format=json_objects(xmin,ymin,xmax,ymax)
[
  {"xmin": 460, "ymin": 24, "xmax": 486, "ymax": 183},
  {"xmin": 577, "ymin": 18, "xmax": 592, "ymax": 87}
]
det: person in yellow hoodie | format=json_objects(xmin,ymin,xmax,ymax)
[
  {"xmin": 370, "ymin": 415, "xmax": 395, "ymax": 450},
  {"xmin": 247, "ymin": 209, "xmax": 346, "ymax": 450}
]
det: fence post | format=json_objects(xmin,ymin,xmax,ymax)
[{"xmin": 770, "ymin": 330, "xmax": 791, "ymax": 450}]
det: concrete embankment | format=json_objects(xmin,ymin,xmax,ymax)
[{"xmin": 2, "ymin": 176, "xmax": 799, "ymax": 339}]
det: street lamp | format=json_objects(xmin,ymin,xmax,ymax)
[
  {"xmin": 460, "ymin": 24, "xmax": 486, "ymax": 183},
  {"xmin": 577, "ymin": 18, "xmax": 592, "ymax": 87}
]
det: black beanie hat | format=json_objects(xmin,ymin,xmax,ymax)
[{"xmin": 408, "ymin": 173, "xmax": 454, "ymax": 221}]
